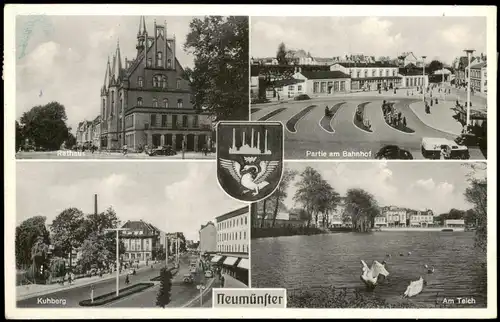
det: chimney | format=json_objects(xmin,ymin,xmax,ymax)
[{"xmin": 94, "ymin": 194, "xmax": 98, "ymax": 215}]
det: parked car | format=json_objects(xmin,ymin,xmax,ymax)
[
  {"xmin": 294, "ymin": 94, "xmax": 310, "ymax": 101},
  {"xmin": 183, "ymin": 274, "xmax": 194, "ymax": 284},
  {"xmin": 204, "ymin": 270, "xmax": 213, "ymax": 278},
  {"xmin": 421, "ymin": 137, "xmax": 470, "ymax": 159},
  {"xmin": 454, "ymin": 133, "xmax": 485, "ymax": 148},
  {"xmin": 146, "ymin": 145, "xmax": 176, "ymax": 156},
  {"xmin": 375, "ymin": 145, "xmax": 414, "ymax": 160}
]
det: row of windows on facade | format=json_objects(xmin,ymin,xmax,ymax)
[
  {"xmin": 144, "ymin": 52, "xmax": 174, "ymax": 69},
  {"xmin": 123, "ymin": 252, "xmax": 151, "ymax": 260},
  {"xmin": 123, "ymin": 238, "xmax": 152, "ymax": 251},
  {"xmin": 376, "ymin": 215, "xmax": 433, "ymax": 222},
  {"xmin": 470, "ymin": 69, "xmax": 487, "ymax": 79},
  {"xmin": 217, "ymin": 230, "xmax": 247, "ymax": 242},
  {"xmin": 137, "ymin": 75, "xmax": 181, "ymax": 89},
  {"xmin": 217, "ymin": 216, "xmax": 248, "ymax": 231},
  {"xmin": 136, "ymin": 97, "xmax": 185, "ymax": 108},
  {"xmin": 313, "ymin": 81, "xmax": 347, "ymax": 93},
  {"xmin": 145, "ymin": 114, "xmax": 199, "ymax": 128},
  {"xmin": 349, "ymin": 68, "xmax": 398, "ymax": 78},
  {"xmin": 217, "ymin": 243, "xmax": 248, "ymax": 253}
]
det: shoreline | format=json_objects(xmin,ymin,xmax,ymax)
[{"xmin": 374, "ymin": 227, "xmax": 467, "ymax": 232}]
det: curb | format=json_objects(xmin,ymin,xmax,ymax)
[
  {"xmin": 181, "ymin": 277, "xmax": 216, "ymax": 308},
  {"xmin": 407, "ymin": 102, "xmax": 461, "ymax": 137},
  {"xmin": 16, "ymin": 265, "xmax": 155, "ymax": 301}
]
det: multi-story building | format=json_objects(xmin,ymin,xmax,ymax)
[
  {"xmin": 292, "ymin": 69, "xmax": 351, "ymax": 97},
  {"xmin": 120, "ymin": 220, "xmax": 163, "ymax": 262},
  {"xmin": 398, "ymin": 64, "xmax": 429, "ymax": 89},
  {"xmin": 99, "ymin": 16, "xmax": 212, "ymax": 152},
  {"xmin": 397, "ymin": 52, "xmax": 424, "ymax": 68},
  {"xmin": 444, "ymin": 219, "xmax": 465, "ymax": 228},
  {"xmin": 212, "ymin": 206, "xmax": 249, "ymax": 287},
  {"xmin": 469, "ymin": 61, "xmax": 487, "ymax": 93},
  {"xmin": 374, "ymin": 215, "xmax": 388, "ymax": 227},
  {"xmin": 92, "ymin": 116, "xmax": 101, "ymax": 148},
  {"xmin": 409, "ymin": 210, "xmax": 434, "ymax": 227},
  {"xmin": 383, "ymin": 206, "xmax": 407, "ymax": 227},
  {"xmin": 330, "ymin": 62, "xmax": 401, "ymax": 91},
  {"xmin": 199, "ymin": 221, "xmax": 217, "ymax": 254}
]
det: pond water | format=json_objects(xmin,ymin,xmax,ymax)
[{"xmin": 251, "ymin": 232, "xmax": 487, "ymax": 308}]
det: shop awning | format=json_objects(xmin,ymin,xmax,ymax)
[
  {"xmin": 210, "ymin": 255, "xmax": 222, "ymax": 263},
  {"xmin": 223, "ymin": 256, "xmax": 238, "ymax": 266},
  {"xmin": 237, "ymin": 258, "xmax": 249, "ymax": 270}
]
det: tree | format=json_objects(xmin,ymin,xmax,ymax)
[
  {"xmin": 15, "ymin": 216, "xmax": 51, "ymax": 269},
  {"xmin": 344, "ymin": 189, "xmax": 380, "ymax": 232},
  {"xmin": 462, "ymin": 163, "xmax": 487, "ymax": 253},
  {"xmin": 16, "ymin": 120, "xmax": 25, "ymax": 151},
  {"xmin": 184, "ymin": 16, "xmax": 249, "ymax": 121},
  {"xmin": 427, "ymin": 60, "xmax": 444, "ymax": 74},
  {"xmin": 270, "ymin": 169, "xmax": 298, "ymax": 227},
  {"xmin": 18, "ymin": 101, "xmax": 73, "ymax": 150},
  {"xmin": 293, "ymin": 167, "xmax": 324, "ymax": 228},
  {"xmin": 31, "ymin": 236, "xmax": 50, "ymax": 278},
  {"xmin": 156, "ymin": 267, "xmax": 173, "ymax": 308},
  {"xmin": 80, "ymin": 207, "xmax": 121, "ymax": 237},
  {"xmin": 276, "ymin": 42, "xmax": 288, "ymax": 65},
  {"xmin": 50, "ymin": 208, "xmax": 86, "ymax": 268}
]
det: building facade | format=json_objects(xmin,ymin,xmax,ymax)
[
  {"xmin": 384, "ymin": 206, "xmax": 407, "ymax": 227},
  {"xmin": 398, "ymin": 65, "xmax": 429, "ymax": 89},
  {"xmin": 99, "ymin": 16, "xmax": 212, "ymax": 152},
  {"xmin": 409, "ymin": 210, "xmax": 434, "ymax": 227},
  {"xmin": 120, "ymin": 220, "xmax": 163, "ymax": 262},
  {"xmin": 374, "ymin": 215, "xmax": 388, "ymax": 227},
  {"xmin": 469, "ymin": 62, "xmax": 487, "ymax": 93},
  {"xmin": 199, "ymin": 221, "xmax": 217, "ymax": 254},
  {"xmin": 330, "ymin": 62, "xmax": 401, "ymax": 91},
  {"xmin": 293, "ymin": 70, "xmax": 351, "ymax": 97},
  {"xmin": 212, "ymin": 206, "xmax": 249, "ymax": 287}
]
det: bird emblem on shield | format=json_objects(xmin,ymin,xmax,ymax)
[{"xmin": 217, "ymin": 121, "xmax": 284, "ymax": 203}]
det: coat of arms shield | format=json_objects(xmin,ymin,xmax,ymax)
[{"xmin": 216, "ymin": 121, "xmax": 284, "ymax": 203}]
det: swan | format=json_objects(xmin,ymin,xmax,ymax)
[
  {"xmin": 408, "ymin": 252, "xmax": 412, "ymax": 256},
  {"xmin": 424, "ymin": 264, "xmax": 435, "ymax": 274},
  {"xmin": 403, "ymin": 277, "xmax": 426, "ymax": 298},
  {"xmin": 360, "ymin": 260, "xmax": 390, "ymax": 289}
]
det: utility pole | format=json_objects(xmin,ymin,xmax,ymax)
[
  {"xmin": 464, "ymin": 49, "xmax": 475, "ymax": 128},
  {"xmin": 165, "ymin": 236, "xmax": 169, "ymax": 268},
  {"xmin": 422, "ymin": 56, "xmax": 427, "ymax": 102},
  {"xmin": 176, "ymin": 236, "xmax": 180, "ymax": 267},
  {"xmin": 105, "ymin": 228, "xmax": 130, "ymax": 296}
]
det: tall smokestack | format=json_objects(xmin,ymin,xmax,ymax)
[{"xmin": 94, "ymin": 194, "xmax": 98, "ymax": 215}]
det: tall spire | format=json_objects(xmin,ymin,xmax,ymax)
[
  {"xmin": 142, "ymin": 15, "xmax": 147, "ymax": 35},
  {"xmin": 111, "ymin": 53, "xmax": 117, "ymax": 83},
  {"xmin": 116, "ymin": 39, "xmax": 122, "ymax": 79},
  {"xmin": 103, "ymin": 56, "xmax": 110, "ymax": 88},
  {"xmin": 137, "ymin": 16, "xmax": 143, "ymax": 36}
]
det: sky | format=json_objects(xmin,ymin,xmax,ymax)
[
  {"xmin": 16, "ymin": 162, "xmax": 246, "ymax": 241},
  {"xmin": 251, "ymin": 16, "xmax": 486, "ymax": 66},
  {"xmin": 282, "ymin": 162, "xmax": 485, "ymax": 215},
  {"xmin": 15, "ymin": 15, "xmax": 200, "ymax": 133}
]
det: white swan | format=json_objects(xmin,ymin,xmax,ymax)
[
  {"xmin": 403, "ymin": 277, "xmax": 426, "ymax": 298},
  {"xmin": 360, "ymin": 260, "xmax": 390, "ymax": 288}
]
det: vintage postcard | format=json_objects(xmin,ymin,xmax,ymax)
[
  {"xmin": 13, "ymin": 14, "xmax": 249, "ymax": 160},
  {"xmin": 251, "ymin": 162, "xmax": 488, "ymax": 308},
  {"xmin": 14, "ymin": 162, "xmax": 249, "ymax": 308},
  {"xmin": 251, "ymin": 16, "xmax": 490, "ymax": 160},
  {"xmin": 4, "ymin": 4, "xmax": 497, "ymax": 320}
]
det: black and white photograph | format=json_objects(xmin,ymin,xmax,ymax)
[
  {"xmin": 15, "ymin": 162, "xmax": 250, "ymax": 308},
  {"xmin": 251, "ymin": 162, "xmax": 487, "ymax": 308},
  {"xmin": 250, "ymin": 17, "xmax": 488, "ymax": 160},
  {"xmin": 15, "ymin": 15, "xmax": 249, "ymax": 159}
]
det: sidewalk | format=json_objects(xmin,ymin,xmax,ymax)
[
  {"xmin": 16, "ymin": 262, "xmax": 158, "ymax": 301},
  {"xmin": 409, "ymin": 100, "xmax": 463, "ymax": 136}
]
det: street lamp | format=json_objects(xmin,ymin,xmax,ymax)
[
  {"xmin": 464, "ymin": 49, "xmax": 475, "ymax": 127},
  {"xmin": 196, "ymin": 283, "xmax": 206, "ymax": 307},
  {"xmin": 104, "ymin": 227, "xmax": 130, "ymax": 296},
  {"xmin": 422, "ymin": 56, "xmax": 427, "ymax": 102}
]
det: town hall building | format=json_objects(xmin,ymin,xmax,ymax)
[{"xmin": 99, "ymin": 16, "xmax": 212, "ymax": 152}]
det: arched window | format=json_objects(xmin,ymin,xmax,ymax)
[
  {"xmin": 356, "ymin": 70, "xmax": 361, "ymax": 78},
  {"xmin": 176, "ymin": 79, "xmax": 181, "ymax": 89},
  {"xmin": 102, "ymin": 99, "xmax": 105, "ymax": 117},
  {"xmin": 162, "ymin": 76, "xmax": 167, "ymax": 89},
  {"xmin": 157, "ymin": 52, "xmax": 163, "ymax": 67},
  {"xmin": 137, "ymin": 97, "xmax": 143, "ymax": 106},
  {"xmin": 364, "ymin": 69, "xmax": 368, "ymax": 78},
  {"xmin": 372, "ymin": 69, "xmax": 376, "ymax": 77},
  {"xmin": 153, "ymin": 76, "xmax": 159, "ymax": 88},
  {"xmin": 137, "ymin": 76, "xmax": 143, "ymax": 88},
  {"xmin": 110, "ymin": 91, "xmax": 115, "ymax": 116},
  {"xmin": 152, "ymin": 98, "xmax": 158, "ymax": 108},
  {"xmin": 177, "ymin": 99, "xmax": 183, "ymax": 108},
  {"xmin": 385, "ymin": 69, "xmax": 389, "ymax": 77},
  {"xmin": 163, "ymin": 98, "xmax": 169, "ymax": 108},
  {"xmin": 167, "ymin": 59, "xmax": 172, "ymax": 69}
]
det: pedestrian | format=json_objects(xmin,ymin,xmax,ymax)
[
  {"xmin": 71, "ymin": 272, "xmax": 75, "ymax": 284},
  {"xmin": 122, "ymin": 144, "xmax": 128, "ymax": 156},
  {"xmin": 64, "ymin": 272, "xmax": 69, "ymax": 285},
  {"xmin": 125, "ymin": 274, "xmax": 130, "ymax": 285},
  {"xmin": 403, "ymin": 117, "xmax": 407, "ymax": 128},
  {"xmin": 220, "ymin": 274, "xmax": 225, "ymax": 288},
  {"xmin": 91, "ymin": 285, "xmax": 95, "ymax": 303}
]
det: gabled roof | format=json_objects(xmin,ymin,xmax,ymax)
[
  {"xmin": 299, "ymin": 70, "xmax": 351, "ymax": 79},
  {"xmin": 470, "ymin": 61, "xmax": 487, "ymax": 69}
]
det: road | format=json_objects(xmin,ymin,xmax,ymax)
[
  {"xmin": 252, "ymin": 93, "xmax": 486, "ymax": 160},
  {"xmin": 17, "ymin": 256, "xmax": 213, "ymax": 308}
]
